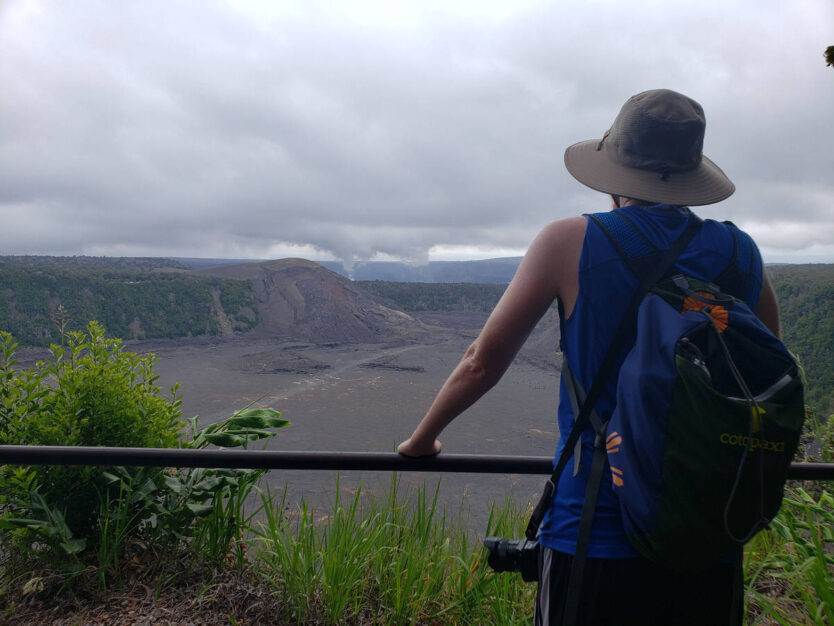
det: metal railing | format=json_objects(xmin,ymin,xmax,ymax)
[{"xmin": 1, "ymin": 445, "xmax": 832, "ymax": 480}]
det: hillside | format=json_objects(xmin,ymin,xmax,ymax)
[
  {"xmin": 0, "ymin": 258, "xmax": 257, "ymax": 346},
  {"xmin": 173, "ymin": 256, "xmax": 523, "ymax": 283},
  {"xmin": 1, "ymin": 256, "xmax": 832, "ymax": 416},
  {"xmin": 0, "ymin": 257, "xmax": 428, "ymax": 347},
  {"xmin": 196, "ymin": 258, "xmax": 427, "ymax": 343},
  {"xmin": 769, "ymin": 264, "xmax": 834, "ymax": 415}
]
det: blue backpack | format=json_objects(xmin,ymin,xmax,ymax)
[{"xmin": 607, "ymin": 274, "xmax": 803, "ymax": 570}]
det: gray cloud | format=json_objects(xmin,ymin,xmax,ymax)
[{"xmin": 1, "ymin": 0, "xmax": 832, "ymax": 265}]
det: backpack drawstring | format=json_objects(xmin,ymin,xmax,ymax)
[{"xmin": 702, "ymin": 308, "xmax": 770, "ymax": 543}]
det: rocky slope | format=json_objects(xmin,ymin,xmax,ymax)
[{"xmin": 197, "ymin": 258, "xmax": 429, "ymax": 344}]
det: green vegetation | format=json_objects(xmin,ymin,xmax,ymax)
[
  {"xmin": 769, "ymin": 265, "xmax": 834, "ymax": 416},
  {"xmin": 0, "ymin": 323, "xmax": 182, "ymax": 541},
  {"xmin": 743, "ymin": 409, "xmax": 834, "ymax": 623},
  {"xmin": 0, "ymin": 323, "xmax": 286, "ymax": 590},
  {"xmin": 0, "ymin": 255, "xmax": 189, "ymax": 271},
  {"xmin": 253, "ymin": 481, "xmax": 534, "ymax": 624},
  {"xmin": 357, "ymin": 280, "xmax": 507, "ymax": 313},
  {"xmin": 0, "ymin": 257, "xmax": 258, "ymax": 346},
  {"xmin": 746, "ymin": 489, "xmax": 834, "ymax": 624}
]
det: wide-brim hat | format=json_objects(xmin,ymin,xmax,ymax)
[{"xmin": 564, "ymin": 89, "xmax": 734, "ymax": 206}]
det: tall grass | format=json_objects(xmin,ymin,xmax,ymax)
[
  {"xmin": 745, "ymin": 488, "xmax": 834, "ymax": 624},
  {"xmin": 3, "ymin": 465, "xmax": 831, "ymax": 623},
  {"xmin": 253, "ymin": 476, "xmax": 535, "ymax": 624},
  {"xmin": 251, "ymin": 476, "xmax": 833, "ymax": 625}
]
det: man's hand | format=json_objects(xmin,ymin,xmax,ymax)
[{"xmin": 397, "ymin": 436, "xmax": 442, "ymax": 458}]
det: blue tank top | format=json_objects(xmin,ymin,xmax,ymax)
[{"xmin": 537, "ymin": 204, "xmax": 764, "ymax": 558}]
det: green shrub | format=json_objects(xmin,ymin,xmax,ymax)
[
  {"xmin": 0, "ymin": 322, "xmax": 287, "ymax": 580},
  {"xmin": 0, "ymin": 322, "xmax": 182, "ymax": 540}
]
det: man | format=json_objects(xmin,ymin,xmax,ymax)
[{"xmin": 398, "ymin": 89, "xmax": 779, "ymax": 624}]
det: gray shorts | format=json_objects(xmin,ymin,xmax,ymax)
[{"xmin": 534, "ymin": 547, "xmax": 742, "ymax": 625}]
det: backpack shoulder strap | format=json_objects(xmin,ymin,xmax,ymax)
[
  {"xmin": 588, "ymin": 210, "xmax": 706, "ymax": 281},
  {"xmin": 587, "ymin": 210, "xmax": 659, "ymax": 279},
  {"xmin": 713, "ymin": 221, "xmax": 757, "ymax": 302}
]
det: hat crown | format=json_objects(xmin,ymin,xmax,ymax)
[
  {"xmin": 605, "ymin": 89, "xmax": 705, "ymax": 174},
  {"xmin": 562, "ymin": 88, "xmax": 734, "ymax": 206}
]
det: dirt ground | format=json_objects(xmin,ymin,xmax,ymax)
[{"xmin": 147, "ymin": 311, "xmax": 563, "ymax": 528}]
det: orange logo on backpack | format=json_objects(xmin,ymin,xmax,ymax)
[
  {"xmin": 607, "ymin": 432, "xmax": 624, "ymax": 487},
  {"xmin": 682, "ymin": 293, "xmax": 728, "ymax": 332}
]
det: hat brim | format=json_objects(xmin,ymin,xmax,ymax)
[{"xmin": 564, "ymin": 139, "xmax": 735, "ymax": 206}]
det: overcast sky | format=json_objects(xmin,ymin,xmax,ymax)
[{"xmin": 1, "ymin": 1, "xmax": 832, "ymax": 266}]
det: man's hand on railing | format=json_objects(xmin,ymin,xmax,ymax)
[{"xmin": 397, "ymin": 436, "xmax": 442, "ymax": 458}]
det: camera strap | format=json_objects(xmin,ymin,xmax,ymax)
[{"xmin": 525, "ymin": 213, "xmax": 702, "ymax": 625}]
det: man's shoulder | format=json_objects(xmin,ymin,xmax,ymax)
[{"xmin": 538, "ymin": 215, "xmax": 588, "ymax": 245}]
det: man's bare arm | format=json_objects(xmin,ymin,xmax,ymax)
[
  {"xmin": 397, "ymin": 216, "xmax": 586, "ymax": 457},
  {"xmin": 756, "ymin": 270, "xmax": 781, "ymax": 339}
]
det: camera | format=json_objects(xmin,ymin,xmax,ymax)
[{"xmin": 483, "ymin": 536, "xmax": 540, "ymax": 582}]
